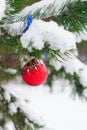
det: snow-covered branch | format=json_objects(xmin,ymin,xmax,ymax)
[
  {"xmin": 20, "ymin": 19, "xmax": 76, "ymax": 52},
  {"xmin": 10, "ymin": 0, "xmax": 68, "ymax": 22},
  {"xmin": 0, "ymin": 0, "xmax": 6, "ymax": 20}
]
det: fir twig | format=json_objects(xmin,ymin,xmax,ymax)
[
  {"xmin": 54, "ymin": 0, "xmax": 87, "ymax": 32},
  {"xmin": 0, "ymin": 86, "xmax": 44, "ymax": 130}
]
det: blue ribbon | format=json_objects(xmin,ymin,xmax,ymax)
[
  {"xmin": 44, "ymin": 51, "xmax": 48, "ymax": 61},
  {"xmin": 23, "ymin": 14, "xmax": 32, "ymax": 33}
]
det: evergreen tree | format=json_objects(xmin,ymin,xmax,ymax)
[{"xmin": 0, "ymin": 0, "xmax": 87, "ymax": 130}]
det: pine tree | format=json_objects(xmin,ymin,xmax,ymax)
[{"xmin": 0, "ymin": 0, "xmax": 87, "ymax": 130}]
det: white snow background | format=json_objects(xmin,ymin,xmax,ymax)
[{"xmin": 4, "ymin": 78, "xmax": 87, "ymax": 130}]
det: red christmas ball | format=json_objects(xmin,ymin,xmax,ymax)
[{"xmin": 22, "ymin": 58, "xmax": 48, "ymax": 86}]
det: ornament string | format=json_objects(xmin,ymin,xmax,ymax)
[
  {"xmin": 23, "ymin": 14, "xmax": 32, "ymax": 33},
  {"xmin": 44, "ymin": 51, "xmax": 48, "ymax": 61}
]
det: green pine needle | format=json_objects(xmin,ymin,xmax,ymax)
[{"xmin": 55, "ymin": 0, "xmax": 87, "ymax": 32}]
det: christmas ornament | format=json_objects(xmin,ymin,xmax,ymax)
[{"xmin": 22, "ymin": 58, "xmax": 48, "ymax": 86}]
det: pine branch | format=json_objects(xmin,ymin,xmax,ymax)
[
  {"xmin": 56, "ymin": 0, "xmax": 87, "ymax": 32},
  {"xmin": 45, "ymin": 65, "xmax": 87, "ymax": 99},
  {"xmin": 29, "ymin": 43, "xmax": 76, "ymax": 63},
  {"xmin": 42, "ymin": 1, "xmax": 87, "ymax": 32},
  {"xmin": 3, "ymin": 0, "xmax": 87, "ymax": 33},
  {"xmin": 4, "ymin": 0, "xmax": 56, "ymax": 23},
  {"xmin": 0, "ymin": 86, "xmax": 44, "ymax": 130}
]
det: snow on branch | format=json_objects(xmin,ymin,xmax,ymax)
[
  {"xmin": 7, "ymin": 0, "xmax": 72, "ymax": 23},
  {"xmin": 74, "ymin": 29, "xmax": 87, "ymax": 43},
  {"xmin": 0, "ymin": 0, "xmax": 6, "ymax": 20},
  {"xmin": 51, "ymin": 55, "xmax": 87, "ymax": 89},
  {"xmin": 20, "ymin": 19, "xmax": 76, "ymax": 52},
  {"xmin": 1, "ymin": 83, "xmax": 46, "ymax": 130},
  {"xmin": 3, "ymin": 19, "xmax": 76, "ymax": 53},
  {"xmin": 18, "ymin": 0, "xmax": 82, "ymax": 19},
  {"xmin": 64, "ymin": 57, "xmax": 87, "ymax": 88}
]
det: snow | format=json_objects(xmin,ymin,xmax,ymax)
[
  {"xmin": 21, "ymin": 19, "xmax": 76, "ymax": 52},
  {"xmin": 4, "ymin": 79, "xmax": 45, "ymax": 126},
  {"xmin": 3, "ymin": 22, "xmax": 24, "ymax": 36},
  {"xmin": 16, "ymin": 0, "xmax": 77, "ymax": 20},
  {"xmin": 3, "ymin": 79, "xmax": 87, "ymax": 130},
  {"xmin": 4, "ymin": 121, "xmax": 15, "ymax": 130},
  {"xmin": 74, "ymin": 30, "xmax": 87, "ymax": 43},
  {"xmin": 4, "ymin": 68, "xmax": 17, "ymax": 74},
  {"xmin": 0, "ymin": 0, "xmax": 6, "ymax": 20},
  {"xmin": 16, "ymin": 0, "xmax": 68, "ymax": 19},
  {"xmin": 5, "ymin": 19, "xmax": 76, "ymax": 53},
  {"xmin": 64, "ymin": 57, "xmax": 87, "ymax": 87},
  {"xmin": 50, "ymin": 55, "xmax": 87, "ymax": 87}
]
